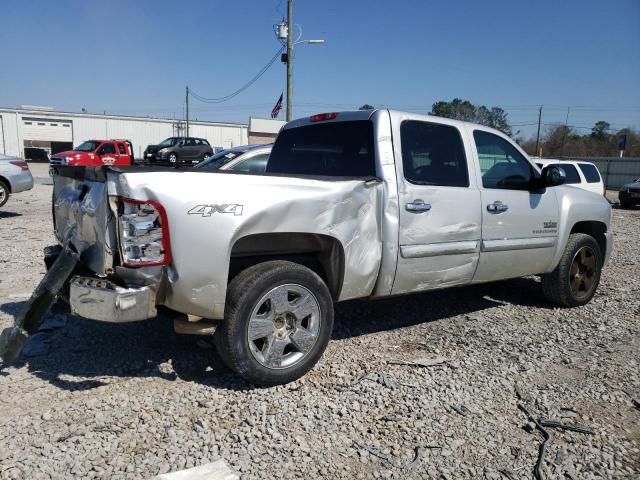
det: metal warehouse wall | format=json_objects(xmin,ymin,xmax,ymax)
[
  {"xmin": 563, "ymin": 157, "xmax": 640, "ymax": 190},
  {"xmin": 0, "ymin": 109, "xmax": 248, "ymax": 159},
  {"xmin": 0, "ymin": 112, "xmax": 21, "ymax": 157}
]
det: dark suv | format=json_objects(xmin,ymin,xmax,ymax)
[{"xmin": 143, "ymin": 137, "xmax": 214, "ymax": 164}]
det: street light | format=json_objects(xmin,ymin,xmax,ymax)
[{"xmin": 276, "ymin": 0, "xmax": 325, "ymax": 121}]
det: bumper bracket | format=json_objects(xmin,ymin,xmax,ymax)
[{"xmin": 0, "ymin": 246, "xmax": 79, "ymax": 365}]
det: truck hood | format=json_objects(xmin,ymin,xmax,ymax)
[{"xmin": 144, "ymin": 145, "xmax": 167, "ymax": 153}]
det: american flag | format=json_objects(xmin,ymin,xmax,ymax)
[{"xmin": 271, "ymin": 93, "xmax": 283, "ymax": 119}]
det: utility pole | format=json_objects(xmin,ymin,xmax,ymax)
[
  {"xmin": 560, "ymin": 106, "xmax": 570, "ymax": 158},
  {"xmin": 534, "ymin": 106, "xmax": 542, "ymax": 157},
  {"xmin": 286, "ymin": 0, "xmax": 294, "ymax": 121},
  {"xmin": 185, "ymin": 86, "xmax": 190, "ymax": 137}
]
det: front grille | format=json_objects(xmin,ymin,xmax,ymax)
[
  {"xmin": 629, "ymin": 187, "xmax": 640, "ymax": 193},
  {"xmin": 50, "ymin": 157, "xmax": 65, "ymax": 166}
]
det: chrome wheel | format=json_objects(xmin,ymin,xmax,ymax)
[
  {"xmin": 0, "ymin": 184, "xmax": 6, "ymax": 205},
  {"xmin": 203, "ymin": 153, "xmax": 211, "ymax": 161},
  {"xmin": 569, "ymin": 246, "xmax": 597, "ymax": 300},
  {"xmin": 247, "ymin": 284, "xmax": 321, "ymax": 369},
  {"xmin": 168, "ymin": 153, "xmax": 177, "ymax": 163}
]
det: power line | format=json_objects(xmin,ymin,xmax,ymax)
[{"xmin": 190, "ymin": 46, "xmax": 285, "ymax": 104}]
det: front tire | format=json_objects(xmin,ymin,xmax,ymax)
[
  {"xmin": 168, "ymin": 153, "xmax": 178, "ymax": 164},
  {"xmin": 0, "ymin": 180, "xmax": 9, "ymax": 207},
  {"xmin": 541, "ymin": 233, "xmax": 602, "ymax": 307},
  {"xmin": 215, "ymin": 261, "xmax": 334, "ymax": 386}
]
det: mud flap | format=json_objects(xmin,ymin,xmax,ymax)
[{"xmin": 0, "ymin": 247, "xmax": 79, "ymax": 365}]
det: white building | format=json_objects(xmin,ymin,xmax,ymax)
[
  {"xmin": 0, "ymin": 106, "xmax": 249, "ymax": 160},
  {"xmin": 248, "ymin": 117, "xmax": 286, "ymax": 144}
]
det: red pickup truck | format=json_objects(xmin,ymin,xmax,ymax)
[{"xmin": 50, "ymin": 139, "xmax": 134, "ymax": 168}]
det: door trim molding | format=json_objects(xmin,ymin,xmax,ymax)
[
  {"xmin": 481, "ymin": 236, "xmax": 556, "ymax": 252},
  {"xmin": 400, "ymin": 240, "xmax": 479, "ymax": 259}
]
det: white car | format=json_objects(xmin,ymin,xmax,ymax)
[
  {"xmin": 535, "ymin": 159, "xmax": 605, "ymax": 196},
  {"xmin": 194, "ymin": 144, "xmax": 272, "ymax": 173},
  {"xmin": 0, "ymin": 154, "xmax": 34, "ymax": 207}
]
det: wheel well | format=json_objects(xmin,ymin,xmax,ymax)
[
  {"xmin": 570, "ymin": 221, "xmax": 606, "ymax": 256},
  {"xmin": 0, "ymin": 175, "xmax": 11, "ymax": 192},
  {"xmin": 229, "ymin": 233, "xmax": 345, "ymax": 300}
]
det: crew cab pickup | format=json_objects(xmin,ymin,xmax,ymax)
[
  {"xmin": 50, "ymin": 139, "xmax": 134, "ymax": 169},
  {"xmin": 12, "ymin": 110, "xmax": 613, "ymax": 385}
]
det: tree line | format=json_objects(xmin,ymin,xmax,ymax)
[{"xmin": 359, "ymin": 100, "xmax": 640, "ymax": 157}]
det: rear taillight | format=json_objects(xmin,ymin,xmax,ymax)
[
  {"xmin": 118, "ymin": 198, "xmax": 171, "ymax": 267},
  {"xmin": 310, "ymin": 112, "xmax": 338, "ymax": 122},
  {"xmin": 10, "ymin": 160, "xmax": 29, "ymax": 171}
]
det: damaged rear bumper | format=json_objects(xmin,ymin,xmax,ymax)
[{"xmin": 70, "ymin": 276, "xmax": 157, "ymax": 322}]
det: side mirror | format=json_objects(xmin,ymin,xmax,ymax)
[{"xmin": 542, "ymin": 165, "xmax": 566, "ymax": 187}]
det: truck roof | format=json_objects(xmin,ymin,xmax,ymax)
[{"xmin": 282, "ymin": 109, "xmax": 510, "ymax": 137}]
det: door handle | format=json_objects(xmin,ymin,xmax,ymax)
[
  {"xmin": 487, "ymin": 201, "xmax": 509, "ymax": 213},
  {"xmin": 405, "ymin": 200, "xmax": 432, "ymax": 213}
]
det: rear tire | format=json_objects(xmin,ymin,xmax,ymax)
[
  {"xmin": 0, "ymin": 180, "xmax": 9, "ymax": 207},
  {"xmin": 215, "ymin": 260, "xmax": 334, "ymax": 386},
  {"xmin": 541, "ymin": 233, "xmax": 602, "ymax": 307}
]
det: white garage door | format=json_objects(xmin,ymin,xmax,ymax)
[{"xmin": 22, "ymin": 117, "xmax": 72, "ymax": 142}]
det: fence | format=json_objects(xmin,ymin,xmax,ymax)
[{"xmin": 558, "ymin": 157, "xmax": 640, "ymax": 190}]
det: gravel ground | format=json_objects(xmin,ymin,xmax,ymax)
[{"xmin": 0, "ymin": 164, "xmax": 639, "ymax": 479}]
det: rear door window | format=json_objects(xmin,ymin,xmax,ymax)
[
  {"xmin": 267, "ymin": 121, "xmax": 376, "ymax": 177},
  {"xmin": 117, "ymin": 143, "xmax": 126, "ymax": 155},
  {"xmin": 400, "ymin": 120, "xmax": 469, "ymax": 187},
  {"xmin": 578, "ymin": 163, "xmax": 602, "ymax": 183},
  {"xmin": 558, "ymin": 164, "xmax": 581, "ymax": 184}
]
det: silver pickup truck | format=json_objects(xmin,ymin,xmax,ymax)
[{"xmin": 3, "ymin": 110, "xmax": 613, "ymax": 385}]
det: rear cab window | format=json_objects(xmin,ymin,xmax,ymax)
[
  {"xmin": 117, "ymin": 143, "xmax": 126, "ymax": 155},
  {"xmin": 578, "ymin": 163, "xmax": 602, "ymax": 183},
  {"xmin": 267, "ymin": 121, "xmax": 376, "ymax": 177}
]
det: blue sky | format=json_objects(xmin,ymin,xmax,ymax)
[{"xmin": 1, "ymin": 0, "xmax": 638, "ymax": 138}]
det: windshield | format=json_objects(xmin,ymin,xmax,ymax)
[
  {"xmin": 158, "ymin": 137, "xmax": 178, "ymax": 147},
  {"xmin": 75, "ymin": 141, "xmax": 101, "ymax": 152},
  {"xmin": 194, "ymin": 149, "xmax": 245, "ymax": 171}
]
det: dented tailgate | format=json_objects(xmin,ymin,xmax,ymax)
[{"xmin": 52, "ymin": 166, "xmax": 117, "ymax": 275}]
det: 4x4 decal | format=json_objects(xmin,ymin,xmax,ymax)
[{"xmin": 188, "ymin": 204, "xmax": 244, "ymax": 217}]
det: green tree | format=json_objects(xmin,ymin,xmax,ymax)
[
  {"xmin": 431, "ymin": 98, "xmax": 477, "ymax": 122},
  {"xmin": 517, "ymin": 121, "xmax": 640, "ymax": 157},
  {"xmin": 591, "ymin": 120, "xmax": 611, "ymax": 137},
  {"xmin": 431, "ymin": 98, "xmax": 512, "ymax": 135},
  {"xmin": 359, "ymin": 104, "xmax": 375, "ymax": 110}
]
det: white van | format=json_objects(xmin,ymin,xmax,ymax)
[{"xmin": 535, "ymin": 159, "xmax": 605, "ymax": 196}]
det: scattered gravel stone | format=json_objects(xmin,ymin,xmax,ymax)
[{"xmin": 0, "ymin": 167, "xmax": 639, "ymax": 479}]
